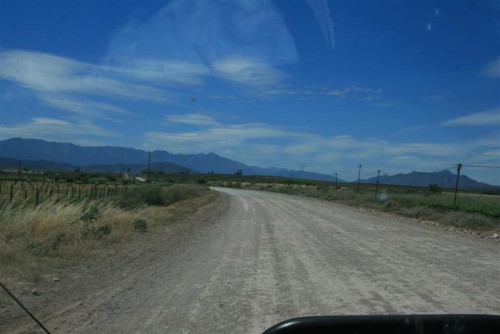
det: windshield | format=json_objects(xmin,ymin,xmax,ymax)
[
  {"xmin": 1, "ymin": 0, "xmax": 498, "ymax": 184},
  {"xmin": 0, "ymin": 1, "xmax": 499, "ymax": 333}
]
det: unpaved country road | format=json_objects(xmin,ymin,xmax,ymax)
[{"xmin": 3, "ymin": 188, "xmax": 499, "ymax": 333}]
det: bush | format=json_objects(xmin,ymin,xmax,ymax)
[
  {"xmin": 117, "ymin": 184, "xmax": 207, "ymax": 209},
  {"xmin": 25, "ymin": 240, "xmax": 50, "ymax": 256},
  {"xmin": 117, "ymin": 186, "xmax": 165, "ymax": 208},
  {"xmin": 82, "ymin": 224, "xmax": 112, "ymax": 239},
  {"xmin": 80, "ymin": 205, "xmax": 100, "ymax": 222},
  {"xmin": 428, "ymin": 184, "xmax": 442, "ymax": 194},
  {"xmin": 132, "ymin": 218, "xmax": 148, "ymax": 232},
  {"xmin": 443, "ymin": 212, "xmax": 498, "ymax": 230},
  {"xmin": 142, "ymin": 186, "xmax": 165, "ymax": 205},
  {"xmin": 24, "ymin": 233, "xmax": 65, "ymax": 256}
]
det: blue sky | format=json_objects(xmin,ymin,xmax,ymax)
[{"xmin": 0, "ymin": 0, "xmax": 499, "ymax": 184}]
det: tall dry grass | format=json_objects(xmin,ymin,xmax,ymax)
[{"xmin": 0, "ymin": 184, "xmax": 215, "ymax": 304}]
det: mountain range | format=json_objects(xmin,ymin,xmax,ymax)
[
  {"xmin": 0, "ymin": 138, "xmax": 497, "ymax": 190},
  {"xmin": 361, "ymin": 170, "xmax": 499, "ymax": 191},
  {"xmin": 0, "ymin": 138, "xmax": 336, "ymax": 181}
]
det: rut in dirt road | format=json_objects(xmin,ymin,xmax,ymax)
[{"xmin": 5, "ymin": 188, "xmax": 500, "ymax": 334}]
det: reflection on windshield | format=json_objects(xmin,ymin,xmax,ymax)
[{"xmin": 0, "ymin": 0, "xmax": 498, "ymax": 185}]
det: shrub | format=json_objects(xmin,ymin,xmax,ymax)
[
  {"xmin": 82, "ymin": 224, "xmax": 112, "ymax": 239},
  {"xmin": 117, "ymin": 186, "xmax": 164, "ymax": 208},
  {"xmin": 25, "ymin": 240, "xmax": 50, "ymax": 256},
  {"xmin": 132, "ymin": 218, "xmax": 148, "ymax": 232},
  {"xmin": 141, "ymin": 186, "xmax": 165, "ymax": 205},
  {"xmin": 117, "ymin": 184, "xmax": 207, "ymax": 209},
  {"xmin": 428, "ymin": 184, "xmax": 442, "ymax": 194},
  {"xmin": 443, "ymin": 212, "xmax": 497, "ymax": 230},
  {"xmin": 24, "ymin": 233, "xmax": 65, "ymax": 256},
  {"xmin": 80, "ymin": 205, "xmax": 100, "ymax": 222}
]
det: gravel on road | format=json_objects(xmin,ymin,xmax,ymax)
[{"xmin": 3, "ymin": 188, "xmax": 499, "ymax": 334}]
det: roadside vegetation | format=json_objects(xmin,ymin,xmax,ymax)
[
  {"xmin": 207, "ymin": 177, "xmax": 499, "ymax": 232},
  {"xmin": 1, "ymin": 168, "xmax": 498, "ymax": 303},
  {"xmin": 0, "ymin": 171, "xmax": 214, "ymax": 302}
]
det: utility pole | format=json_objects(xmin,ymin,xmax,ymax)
[
  {"xmin": 335, "ymin": 172, "xmax": 338, "ymax": 189},
  {"xmin": 147, "ymin": 152, "xmax": 151, "ymax": 181},
  {"xmin": 357, "ymin": 164, "xmax": 362, "ymax": 191},
  {"xmin": 453, "ymin": 163, "xmax": 462, "ymax": 209},
  {"xmin": 17, "ymin": 160, "xmax": 21, "ymax": 180},
  {"xmin": 375, "ymin": 170, "xmax": 381, "ymax": 196}
]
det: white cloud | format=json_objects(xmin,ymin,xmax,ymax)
[
  {"xmin": 166, "ymin": 113, "xmax": 219, "ymax": 126},
  {"xmin": 284, "ymin": 143, "xmax": 320, "ymax": 155},
  {"xmin": 0, "ymin": 117, "xmax": 116, "ymax": 142},
  {"xmin": 481, "ymin": 149, "xmax": 500, "ymax": 157},
  {"xmin": 39, "ymin": 94, "xmax": 128, "ymax": 118},
  {"xmin": 442, "ymin": 108, "xmax": 500, "ymax": 126},
  {"xmin": 32, "ymin": 117, "xmax": 71, "ymax": 126},
  {"xmin": 117, "ymin": 59, "xmax": 209, "ymax": 85},
  {"xmin": 212, "ymin": 56, "xmax": 287, "ymax": 86},
  {"xmin": 0, "ymin": 50, "xmax": 168, "ymax": 102},
  {"xmin": 327, "ymin": 89, "xmax": 348, "ymax": 97},
  {"xmin": 324, "ymin": 84, "xmax": 382, "ymax": 100},
  {"xmin": 209, "ymin": 95, "xmax": 237, "ymax": 100},
  {"xmin": 140, "ymin": 113, "xmax": 499, "ymax": 184},
  {"xmin": 481, "ymin": 57, "xmax": 500, "ymax": 77}
]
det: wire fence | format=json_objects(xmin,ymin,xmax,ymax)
[{"xmin": 0, "ymin": 179, "xmax": 130, "ymax": 206}]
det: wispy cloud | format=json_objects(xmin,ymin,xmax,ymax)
[
  {"xmin": 0, "ymin": 49, "xmax": 176, "ymax": 126},
  {"xmin": 117, "ymin": 59, "xmax": 209, "ymax": 85},
  {"xmin": 442, "ymin": 108, "xmax": 500, "ymax": 126},
  {"xmin": 0, "ymin": 50, "xmax": 168, "ymax": 102},
  {"xmin": 0, "ymin": 117, "xmax": 116, "ymax": 142},
  {"xmin": 31, "ymin": 117, "xmax": 71, "ymax": 126},
  {"xmin": 39, "ymin": 94, "xmax": 128, "ymax": 118},
  {"xmin": 166, "ymin": 113, "xmax": 219, "ymax": 126},
  {"xmin": 324, "ymin": 85, "xmax": 382, "ymax": 100},
  {"xmin": 212, "ymin": 56, "xmax": 287, "ymax": 86},
  {"xmin": 142, "ymin": 114, "xmax": 498, "ymax": 177},
  {"xmin": 209, "ymin": 95, "xmax": 237, "ymax": 100},
  {"xmin": 481, "ymin": 57, "xmax": 500, "ymax": 77}
]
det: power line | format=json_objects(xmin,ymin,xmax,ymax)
[
  {"xmin": 462, "ymin": 164, "xmax": 500, "ymax": 169},
  {"xmin": 362, "ymin": 171, "xmax": 379, "ymax": 178}
]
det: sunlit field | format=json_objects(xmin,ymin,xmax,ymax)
[{"xmin": 0, "ymin": 171, "xmax": 214, "ymax": 300}]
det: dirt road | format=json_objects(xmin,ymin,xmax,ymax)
[{"xmin": 3, "ymin": 188, "xmax": 499, "ymax": 333}]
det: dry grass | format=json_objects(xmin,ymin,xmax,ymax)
[
  {"xmin": 0, "ymin": 185, "xmax": 216, "ymax": 304},
  {"xmin": 228, "ymin": 182, "xmax": 500, "ymax": 231}
]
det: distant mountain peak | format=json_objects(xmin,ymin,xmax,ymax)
[
  {"xmin": 0, "ymin": 137, "xmax": 336, "ymax": 181},
  {"xmin": 362, "ymin": 169, "xmax": 498, "ymax": 190}
]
